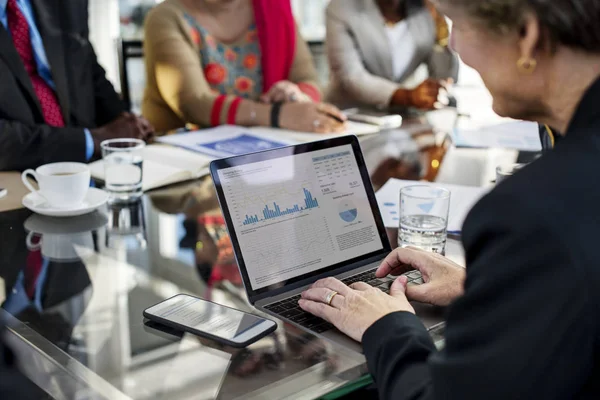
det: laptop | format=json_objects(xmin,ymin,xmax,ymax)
[{"xmin": 210, "ymin": 136, "xmax": 444, "ymax": 352}]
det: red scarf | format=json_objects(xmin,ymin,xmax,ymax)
[{"xmin": 252, "ymin": 0, "xmax": 296, "ymax": 93}]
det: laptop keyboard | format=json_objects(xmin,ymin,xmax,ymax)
[{"xmin": 264, "ymin": 269, "xmax": 424, "ymax": 333}]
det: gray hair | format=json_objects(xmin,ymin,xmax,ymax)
[{"xmin": 437, "ymin": 0, "xmax": 600, "ymax": 53}]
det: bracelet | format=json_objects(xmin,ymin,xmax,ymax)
[{"xmin": 270, "ymin": 101, "xmax": 284, "ymax": 128}]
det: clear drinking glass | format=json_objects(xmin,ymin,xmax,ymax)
[
  {"xmin": 101, "ymin": 138, "xmax": 145, "ymax": 203},
  {"xmin": 398, "ymin": 185, "xmax": 451, "ymax": 254}
]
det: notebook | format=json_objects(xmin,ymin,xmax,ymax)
[{"xmin": 89, "ymin": 144, "xmax": 213, "ymax": 192}]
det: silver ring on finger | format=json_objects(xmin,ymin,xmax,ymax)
[
  {"xmin": 325, "ymin": 290, "xmax": 338, "ymax": 306},
  {"xmin": 313, "ymin": 119, "xmax": 321, "ymax": 129}
]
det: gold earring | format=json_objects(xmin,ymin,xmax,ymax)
[{"xmin": 517, "ymin": 57, "xmax": 537, "ymax": 74}]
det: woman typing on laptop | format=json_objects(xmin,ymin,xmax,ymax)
[{"xmin": 301, "ymin": 0, "xmax": 600, "ymax": 398}]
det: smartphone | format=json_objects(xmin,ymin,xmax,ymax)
[{"xmin": 143, "ymin": 294, "xmax": 277, "ymax": 348}]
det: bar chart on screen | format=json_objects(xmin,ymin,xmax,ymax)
[
  {"xmin": 241, "ymin": 188, "xmax": 319, "ymax": 225},
  {"xmin": 224, "ymin": 177, "xmax": 321, "ymax": 229}
]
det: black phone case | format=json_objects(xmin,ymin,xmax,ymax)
[{"xmin": 142, "ymin": 294, "xmax": 277, "ymax": 348}]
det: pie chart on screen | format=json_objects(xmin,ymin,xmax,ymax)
[{"xmin": 338, "ymin": 200, "xmax": 358, "ymax": 223}]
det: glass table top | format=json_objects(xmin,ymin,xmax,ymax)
[
  {"xmin": 0, "ymin": 122, "xmax": 458, "ymax": 399},
  {"xmin": 0, "ymin": 200, "xmax": 372, "ymax": 400}
]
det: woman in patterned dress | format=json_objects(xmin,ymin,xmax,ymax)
[{"xmin": 143, "ymin": 0, "xmax": 346, "ymax": 133}]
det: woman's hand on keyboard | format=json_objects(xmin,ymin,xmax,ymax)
[
  {"xmin": 298, "ymin": 276, "xmax": 414, "ymax": 342},
  {"xmin": 376, "ymin": 247, "xmax": 466, "ymax": 307}
]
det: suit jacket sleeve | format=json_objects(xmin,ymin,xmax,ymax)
[
  {"xmin": 362, "ymin": 192, "xmax": 593, "ymax": 400},
  {"xmin": 325, "ymin": 4, "xmax": 399, "ymax": 107},
  {"xmin": 91, "ymin": 45, "xmax": 127, "ymax": 125},
  {"xmin": 65, "ymin": 0, "xmax": 125, "ymax": 125},
  {"xmin": 0, "ymin": 120, "xmax": 87, "ymax": 171}
]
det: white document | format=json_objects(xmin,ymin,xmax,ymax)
[
  {"xmin": 376, "ymin": 178, "xmax": 490, "ymax": 233},
  {"xmin": 157, "ymin": 125, "xmax": 296, "ymax": 158},
  {"xmin": 90, "ymin": 144, "xmax": 212, "ymax": 192},
  {"xmin": 250, "ymin": 121, "xmax": 380, "ymax": 143},
  {"xmin": 452, "ymin": 121, "xmax": 541, "ymax": 152}
]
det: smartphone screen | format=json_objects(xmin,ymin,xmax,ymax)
[{"xmin": 144, "ymin": 295, "xmax": 274, "ymax": 344}]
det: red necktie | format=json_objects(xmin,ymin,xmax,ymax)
[{"xmin": 6, "ymin": 0, "xmax": 65, "ymax": 127}]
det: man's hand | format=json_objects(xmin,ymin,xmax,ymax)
[
  {"xmin": 90, "ymin": 113, "xmax": 154, "ymax": 156},
  {"xmin": 376, "ymin": 247, "xmax": 466, "ymax": 307},
  {"xmin": 299, "ymin": 277, "xmax": 414, "ymax": 342},
  {"xmin": 391, "ymin": 79, "xmax": 444, "ymax": 110}
]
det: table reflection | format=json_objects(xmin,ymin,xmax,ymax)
[{"xmin": 106, "ymin": 199, "xmax": 147, "ymax": 250}]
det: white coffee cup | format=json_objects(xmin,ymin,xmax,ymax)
[{"xmin": 21, "ymin": 162, "xmax": 91, "ymax": 209}]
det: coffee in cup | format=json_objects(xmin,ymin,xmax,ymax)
[{"xmin": 22, "ymin": 162, "xmax": 91, "ymax": 209}]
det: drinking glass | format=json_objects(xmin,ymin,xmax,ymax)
[
  {"xmin": 101, "ymin": 139, "xmax": 145, "ymax": 203},
  {"xmin": 398, "ymin": 185, "xmax": 450, "ymax": 254}
]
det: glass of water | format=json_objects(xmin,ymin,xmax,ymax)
[
  {"xmin": 398, "ymin": 185, "xmax": 450, "ymax": 254},
  {"xmin": 101, "ymin": 138, "xmax": 145, "ymax": 203}
]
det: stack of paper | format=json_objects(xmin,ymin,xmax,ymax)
[{"xmin": 376, "ymin": 179, "xmax": 490, "ymax": 233}]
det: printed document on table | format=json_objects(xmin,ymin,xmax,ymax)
[
  {"xmin": 452, "ymin": 121, "xmax": 541, "ymax": 152},
  {"xmin": 251, "ymin": 121, "xmax": 380, "ymax": 143},
  {"xmin": 376, "ymin": 179, "xmax": 490, "ymax": 233},
  {"xmin": 157, "ymin": 125, "xmax": 295, "ymax": 158}
]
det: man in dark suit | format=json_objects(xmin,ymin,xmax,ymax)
[{"xmin": 0, "ymin": 0, "xmax": 153, "ymax": 171}]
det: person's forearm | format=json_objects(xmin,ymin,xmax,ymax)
[{"xmin": 236, "ymin": 100, "xmax": 272, "ymax": 127}]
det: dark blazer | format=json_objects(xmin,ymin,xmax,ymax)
[
  {"xmin": 0, "ymin": 0, "xmax": 126, "ymax": 171},
  {"xmin": 362, "ymin": 77, "xmax": 600, "ymax": 399}
]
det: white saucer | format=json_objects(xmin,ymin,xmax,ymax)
[{"xmin": 22, "ymin": 187, "xmax": 109, "ymax": 217}]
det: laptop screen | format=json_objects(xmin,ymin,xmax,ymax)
[{"xmin": 216, "ymin": 141, "xmax": 385, "ymax": 291}]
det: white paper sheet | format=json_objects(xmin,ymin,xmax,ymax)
[
  {"xmin": 452, "ymin": 121, "xmax": 541, "ymax": 152},
  {"xmin": 376, "ymin": 179, "xmax": 490, "ymax": 233}
]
